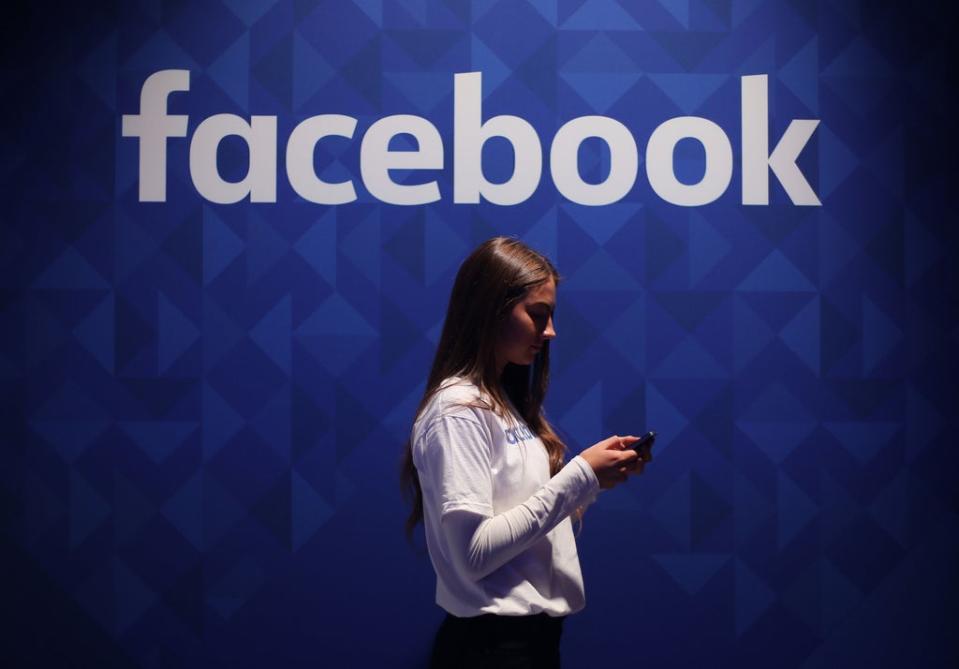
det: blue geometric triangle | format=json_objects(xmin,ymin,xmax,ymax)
[
  {"xmin": 559, "ymin": 72, "xmax": 640, "ymax": 113},
  {"xmin": 524, "ymin": 0, "xmax": 558, "ymax": 25},
  {"xmin": 470, "ymin": 36, "xmax": 510, "ymax": 97},
  {"xmin": 425, "ymin": 209, "xmax": 469, "ymax": 286},
  {"xmin": 250, "ymin": 295, "xmax": 291, "ymax": 374},
  {"xmin": 777, "ymin": 471, "xmax": 818, "ymax": 548},
  {"xmin": 297, "ymin": 293, "xmax": 376, "ymax": 336},
  {"xmin": 208, "ymin": 556, "xmax": 265, "ymax": 620},
  {"xmin": 905, "ymin": 385, "xmax": 943, "ymax": 464},
  {"xmin": 161, "ymin": 472, "xmax": 202, "ymax": 550},
  {"xmin": 124, "ymin": 29, "xmax": 199, "ymax": 71},
  {"xmin": 821, "ymin": 74, "xmax": 895, "ymax": 119},
  {"xmin": 823, "ymin": 421, "xmax": 901, "ymax": 464},
  {"xmin": 735, "ymin": 559, "xmax": 776, "ymax": 636},
  {"xmin": 779, "ymin": 38, "xmax": 818, "ymax": 112},
  {"xmin": 296, "ymin": 334, "xmax": 375, "ymax": 376},
  {"xmin": 203, "ymin": 206, "xmax": 244, "ymax": 285},
  {"xmin": 691, "ymin": 0, "xmax": 727, "ymax": 30},
  {"xmin": 208, "ymin": 32, "xmax": 250, "ymax": 109},
  {"xmin": 605, "ymin": 294, "xmax": 645, "ymax": 372},
  {"xmin": 689, "ymin": 210, "xmax": 730, "ymax": 285},
  {"xmin": 645, "ymin": 382, "xmax": 688, "ymax": 454},
  {"xmin": 202, "ymin": 473, "xmax": 247, "ymax": 550},
  {"xmin": 395, "ymin": 0, "xmax": 427, "ymax": 23},
  {"xmin": 691, "ymin": 472, "xmax": 732, "ymax": 544},
  {"xmin": 34, "ymin": 246, "xmax": 109, "ymax": 290},
  {"xmin": 562, "ymin": 0, "xmax": 643, "ymax": 30},
  {"xmin": 867, "ymin": 471, "xmax": 911, "ymax": 547},
  {"xmin": 861, "ymin": 296, "xmax": 902, "ymax": 374},
  {"xmin": 558, "ymin": 382, "xmax": 602, "ymax": 450},
  {"xmin": 734, "ymin": 36, "xmax": 775, "ymax": 78},
  {"xmin": 738, "ymin": 249, "xmax": 816, "ymax": 292},
  {"xmin": 818, "ymin": 469, "xmax": 861, "ymax": 545},
  {"xmin": 247, "ymin": 210, "xmax": 290, "ymax": 283},
  {"xmin": 779, "ymin": 295, "xmax": 820, "ymax": 374},
  {"xmin": 734, "ymin": 472, "xmax": 773, "ymax": 545},
  {"xmin": 561, "ymin": 203, "xmax": 641, "ymax": 247},
  {"xmin": 223, "ymin": 0, "xmax": 277, "ymax": 26},
  {"xmin": 819, "ymin": 559, "xmax": 863, "ymax": 632},
  {"xmin": 31, "ymin": 419, "xmax": 110, "ymax": 463},
  {"xmin": 203, "ymin": 297, "xmax": 244, "ymax": 373},
  {"xmin": 742, "ymin": 383, "xmax": 814, "ymax": 421},
  {"xmin": 80, "ymin": 31, "xmax": 117, "ymax": 109},
  {"xmin": 335, "ymin": 471, "xmax": 355, "ymax": 505},
  {"xmin": 73, "ymin": 562, "xmax": 114, "ymax": 634},
  {"xmin": 70, "ymin": 471, "xmax": 111, "ymax": 548},
  {"xmin": 158, "ymin": 291, "xmax": 199, "ymax": 373},
  {"xmin": 781, "ymin": 561, "xmax": 820, "ymax": 634},
  {"xmin": 731, "ymin": 0, "xmax": 764, "ymax": 26},
  {"xmin": 819, "ymin": 125, "xmax": 859, "ymax": 198},
  {"xmin": 649, "ymin": 473, "xmax": 691, "ymax": 548},
  {"xmin": 560, "ymin": 32, "xmax": 634, "ymax": 72},
  {"xmin": 821, "ymin": 36, "xmax": 888, "ymax": 76},
  {"xmin": 819, "ymin": 211, "xmax": 860, "ymax": 285},
  {"xmin": 113, "ymin": 471, "xmax": 156, "ymax": 546},
  {"xmin": 294, "ymin": 208, "xmax": 337, "ymax": 287},
  {"xmin": 647, "ymin": 74, "xmax": 727, "ymax": 114},
  {"xmin": 203, "ymin": 383, "xmax": 244, "ymax": 462},
  {"xmin": 351, "ymin": 0, "xmax": 383, "ymax": 26},
  {"xmin": 905, "ymin": 213, "xmax": 942, "ymax": 287},
  {"xmin": 36, "ymin": 379, "xmax": 110, "ymax": 420},
  {"xmin": 292, "ymin": 471, "xmax": 334, "ymax": 550},
  {"xmin": 73, "ymin": 294, "xmax": 115, "ymax": 373},
  {"xmin": 113, "ymin": 559, "xmax": 157, "ymax": 634},
  {"xmin": 293, "ymin": 32, "xmax": 334, "ymax": 110},
  {"xmin": 207, "ymin": 594, "xmax": 245, "ymax": 621},
  {"xmin": 737, "ymin": 420, "xmax": 816, "ymax": 464},
  {"xmin": 651, "ymin": 337, "xmax": 728, "ymax": 379},
  {"xmin": 118, "ymin": 421, "xmax": 198, "ymax": 464},
  {"xmin": 733, "ymin": 296, "xmax": 775, "ymax": 371},
  {"xmin": 522, "ymin": 206, "xmax": 559, "ymax": 264},
  {"xmin": 116, "ymin": 212, "xmax": 158, "ymax": 281},
  {"xmin": 564, "ymin": 248, "xmax": 640, "ymax": 291},
  {"xmin": 657, "ymin": 0, "xmax": 690, "ymax": 27},
  {"xmin": 252, "ymin": 33, "xmax": 292, "ymax": 109},
  {"xmin": 471, "ymin": 0, "xmax": 500, "ymax": 22},
  {"xmin": 253, "ymin": 385, "xmax": 291, "ymax": 463},
  {"xmin": 384, "ymin": 72, "xmax": 453, "ymax": 114},
  {"xmin": 341, "ymin": 209, "xmax": 380, "ymax": 287},
  {"xmin": 653, "ymin": 553, "xmax": 728, "ymax": 595}
]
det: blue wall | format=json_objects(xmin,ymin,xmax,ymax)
[{"xmin": 2, "ymin": 1, "xmax": 957, "ymax": 667}]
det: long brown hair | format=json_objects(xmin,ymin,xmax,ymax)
[{"xmin": 399, "ymin": 236, "xmax": 575, "ymax": 542}]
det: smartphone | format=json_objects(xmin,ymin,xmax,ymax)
[{"xmin": 629, "ymin": 431, "xmax": 656, "ymax": 452}]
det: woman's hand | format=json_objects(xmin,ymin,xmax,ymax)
[{"xmin": 579, "ymin": 435, "xmax": 645, "ymax": 489}]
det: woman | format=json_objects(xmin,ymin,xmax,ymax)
[{"xmin": 399, "ymin": 236, "xmax": 651, "ymax": 668}]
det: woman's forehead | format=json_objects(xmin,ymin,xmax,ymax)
[{"xmin": 524, "ymin": 278, "xmax": 556, "ymax": 305}]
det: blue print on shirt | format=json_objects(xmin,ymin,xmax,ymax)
[{"xmin": 504, "ymin": 424, "xmax": 535, "ymax": 445}]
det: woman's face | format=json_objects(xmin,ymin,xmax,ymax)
[{"xmin": 495, "ymin": 278, "xmax": 557, "ymax": 374}]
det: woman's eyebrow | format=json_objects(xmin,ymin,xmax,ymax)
[{"xmin": 530, "ymin": 301, "xmax": 555, "ymax": 313}]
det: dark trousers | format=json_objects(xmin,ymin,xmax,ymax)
[{"xmin": 429, "ymin": 612, "xmax": 565, "ymax": 669}]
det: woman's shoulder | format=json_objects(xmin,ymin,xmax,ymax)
[
  {"xmin": 416, "ymin": 376, "xmax": 492, "ymax": 428},
  {"xmin": 431, "ymin": 375, "xmax": 489, "ymax": 410}
]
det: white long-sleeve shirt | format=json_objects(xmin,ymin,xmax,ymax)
[{"xmin": 411, "ymin": 376, "xmax": 600, "ymax": 617}]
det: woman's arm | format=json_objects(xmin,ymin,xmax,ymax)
[
  {"xmin": 416, "ymin": 409, "xmax": 599, "ymax": 582},
  {"xmin": 441, "ymin": 455, "xmax": 598, "ymax": 581}
]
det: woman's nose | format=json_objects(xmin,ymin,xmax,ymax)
[{"xmin": 544, "ymin": 316, "xmax": 556, "ymax": 339}]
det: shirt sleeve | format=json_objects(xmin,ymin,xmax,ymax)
[
  {"xmin": 418, "ymin": 411, "xmax": 496, "ymax": 517},
  {"xmin": 417, "ymin": 409, "xmax": 600, "ymax": 581}
]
